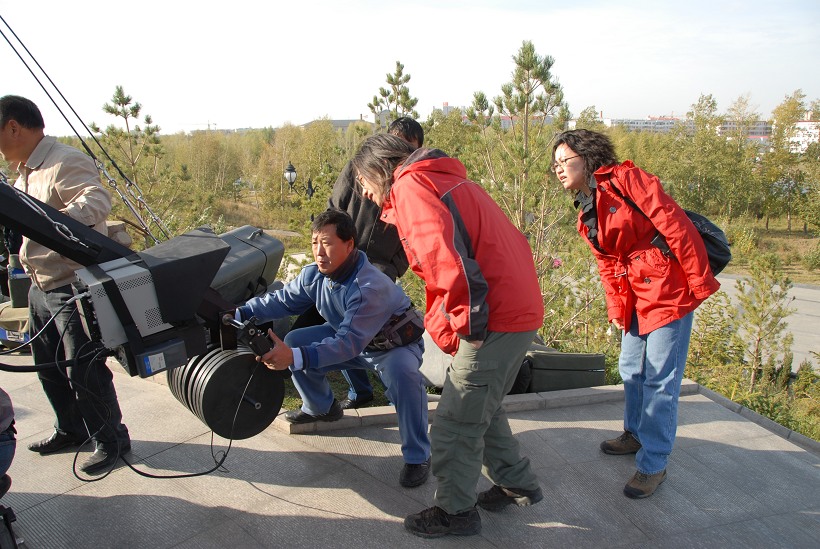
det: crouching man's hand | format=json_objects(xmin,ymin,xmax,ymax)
[{"xmin": 258, "ymin": 330, "xmax": 292, "ymax": 371}]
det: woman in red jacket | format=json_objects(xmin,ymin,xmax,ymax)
[
  {"xmin": 552, "ymin": 129, "xmax": 720, "ymax": 498},
  {"xmin": 352, "ymin": 134, "xmax": 544, "ymax": 538}
]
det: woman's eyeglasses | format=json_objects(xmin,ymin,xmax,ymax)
[{"xmin": 551, "ymin": 154, "xmax": 580, "ymax": 173}]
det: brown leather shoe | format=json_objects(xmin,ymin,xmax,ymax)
[
  {"xmin": 600, "ymin": 431, "xmax": 641, "ymax": 455},
  {"xmin": 623, "ymin": 469, "xmax": 667, "ymax": 498}
]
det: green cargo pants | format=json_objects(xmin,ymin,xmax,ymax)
[{"xmin": 431, "ymin": 330, "xmax": 540, "ymax": 514}]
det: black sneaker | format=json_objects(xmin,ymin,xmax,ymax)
[
  {"xmin": 284, "ymin": 399, "xmax": 344, "ymax": 424},
  {"xmin": 600, "ymin": 431, "xmax": 642, "ymax": 455},
  {"xmin": 28, "ymin": 431, "xmax": 84, "ymax": 454},
  {"xmin": 404, "ymin": 506, "xmax": 481, "ymax": 539},
  {"xmin": 339, "ymin": 394, "xmax": 374, "ymax": 410},
  {"xmin": 477, "ymin": 484, "xmax": 543, "ymax": 511},
  {"xmin": 399, "ymin": 457, "xmax": 431, "ymax": 488}
]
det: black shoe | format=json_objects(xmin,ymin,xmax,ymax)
[
  {"xmin": 400, "ymin": 457, "xmax": 431, "ymax": 488},
  {"xmin": 477, "ymin": 484, "xmax": 543, "ymax": 511},
  {"xmin": 27, "ymin": 431, "xmax": 84, "ymax": 454},
  {"xmin": 339, "ymin": 394, "xmax": 374, "ymax": 410},
  {"xmin": 284, "ymin": 399, "xmax": 344, "ymax": 424},
  {"xmin": 0, "ymin": 474, "xmax": 10, "ymax": 499},
  {"xmin": 404, "ymin": 506, "xmax": 481, "ymax": 539},
  {"xmin": 80, "ymin": 440, "xmax": 131, "ymax": 475}
]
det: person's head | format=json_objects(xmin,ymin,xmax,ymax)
[
  {"xmin": 351, "ymin": 134, "xmax": 416, "ymax": 207},
  {"xmin": 551, "ymin": 129, "xmax": 618, "ymax": 194},
  {"xmin": 387, "ymin": 117, "xmax": 424, "ymax": 149},
  {"xmin": 310, "ymin": 209, "xmax": 357, "ymax": 275},
  {"xmin": 0, "ymin": 95, "xmax": 46, "ymax": 164}
]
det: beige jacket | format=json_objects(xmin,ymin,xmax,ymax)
[{"xmin": 14, "ymin": 136, "xmax": 111, "ymax": 291}]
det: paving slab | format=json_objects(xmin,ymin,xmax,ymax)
[{"xmin": 0, "ymin": 351, "xmax": 817, "ymax": 548}]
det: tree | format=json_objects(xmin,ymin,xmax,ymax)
[
  {"xmin": 89, "ymin": 86, "xmax": 194, "ymax": 244},
  {"xmin": 574, "ymin": 106, "xmax": 606, "ymax": 131},
  {"xmin": 465, "ymin": 40, "xmax": 565, "ymax": 230},
  {"xmin": 689, "ymin": 291, "xmax": 746, "ymax": 389},
  {"xmin": 799, "ymin": 141, "xmax": 820, "ymax": 232},
  {"xmin": 721, "ymin": 94, "xmax": 763, "ymax": 218},
  {"xmin": 424, "ymin": 107, "xmax": 482, "ymax": 176},
  {"xmin": 809, "ymin": 99, "xmax": 820, "ymax": 121},
  {"xmin": 762, "ymin": 90, "xmax": 806, "ymax": 230},
  {"xmin": 259, "ymin": 124, "xmax": 303, "ymax": 209},
  {"xmin": 367, "ymin": 61, "xmax": 419, "ymax": 129},
  {"xmin": 663, "ymin": 94, "xmax": 727, "ymax": 212},
  {"xmin": 732, "ymin": 254, "xmax": 795, "ymax": 391}
]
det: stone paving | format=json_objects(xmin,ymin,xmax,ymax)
[{"xmin": 0, "ymin": 351, "xmax": 817, "ymax": 548}]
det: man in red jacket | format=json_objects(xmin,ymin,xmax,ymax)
[{"xmin": 352, "ymin": 135, "xmax": 544, "ymax": 538}]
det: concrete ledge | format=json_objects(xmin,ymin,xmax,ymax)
[
  {"xmin": 273, "ymin": 384, "xmax": 624, "ymax": 435},
  {"xmin": 537, "ymin": 384, "xmax": 623, "ymax": 408}
]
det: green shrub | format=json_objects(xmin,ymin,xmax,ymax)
[
  {"xmin": 803, "ymin": 243, "xmax": 820, "ymax": 271},
  {"xmin": 726, "ymin": 225, "xmax": 759, "ymax": 259}
]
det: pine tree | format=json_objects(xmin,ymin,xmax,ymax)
[{"xmin": 367, "ymin": 61, "xmax": 419, "ymax": 130}]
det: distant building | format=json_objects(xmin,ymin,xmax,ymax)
[
  {"xmin": 566, "ymin": 113, "xmax": 778, "ymax": 149},
  {"xmin": 790, "ymin": 120, "xmax": 820, "ymax": 153},
  {"xmin": 608, "ymin": 116, "xmax": 685, "ymax": 133},
  {"xmin": 437, "ymin": 102, "xmax": 552, "ymax": 130}
]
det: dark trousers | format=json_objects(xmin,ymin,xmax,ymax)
[{"xmin": 28, "ymin": 284, "xmax": 128, "ymax": 445}]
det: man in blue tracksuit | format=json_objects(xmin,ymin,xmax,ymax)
[{"xmin": 236, "ymin": 209, "xmax": 431, "ymax": 487}]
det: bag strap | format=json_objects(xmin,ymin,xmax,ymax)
[
  {"xmin": 606, "ymin": 176, "xmax": 674, "ymax": 257},
  {"xmin": 606, "ymin": 176, "xmax": 650, "ymax": 221}
]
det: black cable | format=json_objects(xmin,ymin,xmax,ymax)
[
  {"xmin": 0, "ymin": 295, "xmax": 73, "ymax": 356},
  {"xmin": 0, "ymin": 293, "xmax": 109, "ymax": 371},
  {"xmin": 93, "ymin": 360, "xmax": 263, "ymax": 481}
]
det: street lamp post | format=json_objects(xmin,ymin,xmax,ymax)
[{"xmin": 284, "ymin": 161, "xmax": 297, "ymax": 191}]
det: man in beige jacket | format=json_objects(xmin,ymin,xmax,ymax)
[{"xmin": 0, "ymin": 95, "xmax": 130, "ymax": 475}]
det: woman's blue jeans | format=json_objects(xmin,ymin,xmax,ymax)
[{"xmin": 620, "ymin": 312, "xmax": 694, "ymax": 475}]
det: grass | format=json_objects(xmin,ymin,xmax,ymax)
[
  {"xmin": 723, "ymin": 217, "xmax": 820, "ymax": 285},
  {"xmin": 282, "ymin": 370, "xmax": 391, "ymax": 411}
]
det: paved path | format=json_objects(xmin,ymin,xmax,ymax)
[
  {"xmin": 717, "ymin": 274, "xmax": 820, "ymax": 371},
  {"xmin": 0, "ymin": 350, "xmax": 818, "ymax": 548}
]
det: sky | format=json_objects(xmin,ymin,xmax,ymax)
[{"xmin": 1, "ymin": 0, "xmax": 818, "ymax": 137}]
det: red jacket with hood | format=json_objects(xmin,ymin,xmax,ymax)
[
  {"xmin": 381, "ymin": 149, "xmax": 543, "ymax": 355},
  {"xmin": 583, "ymin": 161, "xmax": 720, "ymax": 334}
]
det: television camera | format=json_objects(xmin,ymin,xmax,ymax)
[{"xmin": 0, "ymin": 180, "xmax": 288, "ymax": 440}]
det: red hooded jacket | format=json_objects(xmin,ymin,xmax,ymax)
[
  {"xmin": 381, "ymin": 150, "xmax": 544, "ymax": 355},
  {"xmin": 582, "ymin": 161, "xmax": 720, "ymax": 334}
]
